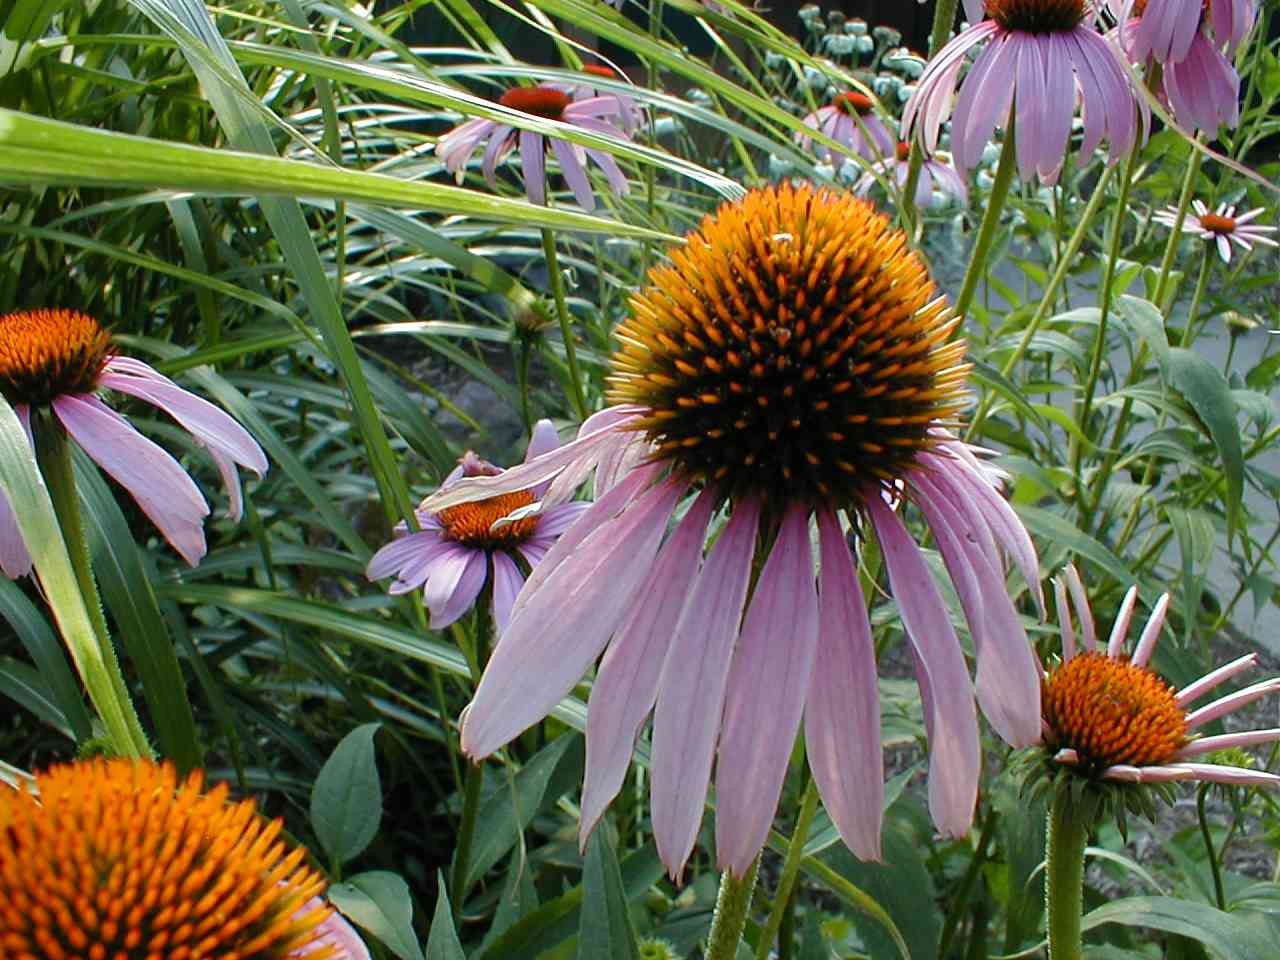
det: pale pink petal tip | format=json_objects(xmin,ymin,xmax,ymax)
[{"xmin": 291, "ymin": 899, "xmax": 372, "ymax": 959}]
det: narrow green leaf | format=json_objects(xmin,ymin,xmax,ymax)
[
  {"xmin": 425, "ymin": 872, "xmax": 467, "ymax": 960},
  {"xmin": 1083, "ymin": 897, "xmax": 1276, "ymax": 960},
  {"xmin": 329, "ymin": 871, "xmax": 425, "ymax": 960},
  {"xmin": 1015, "ymin": 504, "xmax": 1143, "ymax": 591},
  {"xmin": 577, "ymin": 825, "xmax": 640, "ymax": 960},
  {"xmin": 311, "ymin": 723, "xmax": 383, "ymax": 867},
  {"xmin": 1167, "ymin": 347, "xmax": 1244, "ymax": 543},
  {"xmin": 0, "ymin": 657, "xmax": 73, "ymax": 737}
]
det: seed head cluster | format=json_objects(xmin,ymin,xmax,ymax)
[
  {"xmin": 984, "ymin": 0, "xmax": 1087, "ymax": 33},
  {"xmin": 438, "ymin": 490, "xmax": 539, "ymax": 548},
  {"xmin": 608, "ymin": 183, "xmax": 968, "ymax": 508},
  {"xmin": 0, "ymin": 308, "xmax": 112, "ymax": 406},
  {"xmin": 1042, "ymin": 652, "xmax": 1190, "ymax": 774},
  {"xmin": 0, "ymin": 759, "xmax": 334, "ymax": 960}
]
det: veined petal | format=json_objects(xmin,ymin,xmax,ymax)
[
  {"xmin": 651, "ymin": 496, "xmax": 761, "ymax": 879},
  {"xmin": 1175, "ymin": 653, "xmax": 1257, "ymax": 706},
  {"xmin": 552, "ymin": 137, "xmax": 596, "ymax": 211},
  {"xmin": 1131, "ymin": 593, "xmax": 1170, "ymax": 668},
  {"xmin": 867, "ymin": 492, "xmax": 979, "ymax": 837},
  {"xmin": 460, "ymin": 477, "xmax": 684, "ymax": 758},
  {"xmin": 579, "ymin": 488, "xmax": 716, "ymax": 846},
  {"xmin": 1105, "ymin": 586, "xmax": 1139, "ymax": 658},
  {"xmin": 490, "ymin": 551, "xmax": 525, "ymax": 634},
  {"xmin": 1186, "ymin": 678, "xmax": 1280, "ymax": 731},
  {"xmin": 54, "ymin": 394, "xmax": 209, "ymax": 566},
  {"xmin": 519, "ymin": 130, "xmax": 546, "ymax": 205},
  {"xmin": 423, "ymin": 546, "xmax": 487, "ymax": 629},
  {"xmin": 366, "ymin": 528, "xmax": 447, "ymax": 582},
  {"xmin": 1175, "ymin": 728, "xmax": 1280, "ymax": 758},
  {"xmin": 805, "ymin": 508, "xmax": 883, "ymax": 861},
  {"xmin": 1053, "ymin": 576, "xmax": 1077, "ymax": 662},
  {"xmin": 716, "ymin": 504, "xmax": 819, "ymax": 877}
]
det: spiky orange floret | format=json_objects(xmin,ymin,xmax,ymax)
[
  {"xmin": 1198, "ymin": 213, "xmax": 1237, "ymax": 234},
  {"xmin": 498, "ymin": 87, "xmax": 571, "ymax": 119},
  {"xmin": 832, "ymin": 92, "xmax": 875, "ymax": 115},
  {"xmin": 1042, "ymin": 652, "xmax": 1190, "ymax": 773},
  {"xmin": 437, "ymin": 490, "xmax": 539, "ymax": 549},
  {"xmin": 0, "ymin": 759, "xmax": 335, "ymax": 960},
  {"xmin": 607, "ymin": 183, "xmax": 969, "ymax": 507},
  {"xmin": 985, "ymin": 0, "xmax": 1085, "ymax": 32},
  {"xmin": 0, "ymin": 309, "xmax": 112, "ymax": 406}
]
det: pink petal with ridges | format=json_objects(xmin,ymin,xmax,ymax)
[
  {"xmin": 1014, "ymin": 36, "xmax": 1048, "ymax": 181},
  {"xmin": 716, "ymin": 504, "xmax": 819, "ymax": 877},
  {"xmin": 366, "ymin": 528, "xmax": 447, "ymax": 581},
  {"xmin": 1131, "ymin": 593, "xmax": 1170, "ymax": 668},
  {"xmin": 651, "ymin": 496, "xmax": 761, "ymax": 879},
  {"xmin": 806, "ymin": 508, "xmax": 884, "ymax": 861},
  {"xmin": 461, "ymin": 478, "xmax": 684, "ymax": 759},
  {"xmin": 518, "ymin": 130, "xmax": 545, "ymax": 205},
  {"xmin": 1176, "ymin": 653, "xmax": 1257, "ymax": 706},
  {"xmin": 1106, "ymin": 586, "xmax": 1139, "ymax": 658},
  {"xmin": 525, "ymin": 418, "xmax": 560, "ymax": 461},
  {"xmin": 1062, "ymin": 566, "xmax": 1096, "ymax": 651},
  {"xmin": 866, "ymin": 493, "xmax": 979, "ymax": 838},
  {"xmin": 579, "ymin": 488, "xmax": 716, "ymax": 847},
  {"xmin": 490, "ymin": 551, "xmax": 525, "ymax": 634},
  {"xmin": 423, "ymin": 546, "xmax": 486, "ymax": 629},
  {"xmin": 1171, "ymin": 762, "xmax": 1280, "ymax": 787},
  {"xmin": 54, "ymin": 394, "xmax": 209, "ymax": 566},
  {"xmin": 1186, "ymin": 678, "xmax": 1280, "ymax": 730},
  {"xmin": 1054, "ymin": 577, "xmax": 1078, "ymax": 662},
  {"xmin": 1176, "ymin": 728, "xmax": 1280, "ymax": 758},
  {"xmin": 552, "ymin": 137, "xmax": 595, "ymax": 211},
  {"xmin": 1103, "ymin": 764, "xmax": 1196, "ymax": 783}
]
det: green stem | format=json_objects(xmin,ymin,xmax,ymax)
[
  {"xmin": 451, "ymin": 758, "xmax": 485, "ymax": 923},
  {"xmin": 938, "ymin": 805, "xmax": 999, "ymax": 958},
  {"xmin": 955, "ymin": 119, "xmax": 1017, "ymax": 322},
  {"xmin": 36, "ymin": 419, "xmax": 150, "ymax": 757},
  {"xmin": 1152, "ymin": 144, "xmax": 1203, "ymax": 312},
  {"xmin": 1197, "ymin": 785, "xmax": 1227, "ymax": 910},
  {"xmin": 541, "ymin": 227, "xmax": 589, "ymax": 420},
  {"xmin": 1181, "ymin": 249, "xmax": 1213, "ymax": 346},
  {"xmin": 1045, "ymin": 790, "xmax": 1089, "ymax": 960},
  {"xmin": 706, "ymin": 857, "xmax": 760, "ymax": 960},
  {"xmin": 754, "ymin": 780, "xmax": 820, "ymax": 960}
]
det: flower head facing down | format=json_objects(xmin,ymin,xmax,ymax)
[
  {"xmin": 551, "ymin": 65, "xmax": 645, "ymax": 134},
  {"xmin": 366, "ymin": 421, "xmax": 590, "ymax": 632},
  {"xmin": 422, "ymin": 184, "xmax": 1046, "ymax": 879},
  {"xmin": 434, "ymin": 82, "xmax": 632, "ymax": 211},
  {"xmin": 904, "ymin": 0, "xmax": 1147, "ymax": 183},
  {"xmin": 1115, "ymin": 0, "xmax": 1256, "ymax": 64},
  {"xmin": 1154, "ymin": 200, "xmax": 1278, "ymax": 263},
  {"xmin": 794, "ymin": 91, "xmax": 895, "ymax": 170},
  {"xmin": 1037, "ymin": 567, "xmax": 1280, "ymax": 795},
  {"xmin": 0, "ymin": 758, "xmax": 369, "ymax": 960},
  {"xmin": 0, "ymin": 309, "xmax": 268, "ymax": 578},
  {"xmin": 855, "ymin": 141, "xmax": 969, "ymax": 209}
]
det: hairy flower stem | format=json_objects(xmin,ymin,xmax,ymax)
[
  {"xmin": 35, "ymin": 421, "xmax": 150, "ymax": 758},
  {"xmin": 754, "ymin": 780, "xmax": 820, "ymax": 960},
  {"xmin": 451, "ymin": 603, "xmax": 493, "ymax": 922},
  {"xmin": 541, "ymin": 227, "xmax": 589, "ymax": 420},
  {"xmin": 901, "ymin": 0, "xmax": 958, "ymax": 232},
  {"xmin": 1153, "ymin": 145, "xmax": 1204, "ymax": 311},
  {"xmin": 1196, "ymin": 785, "xmax": 1228, "ymax": 910},
  {"xmin": 955, "ymin": 118, "xmax": 1016, "ymax": 323},
  {"xmin": 706, "ymin": 857, "xmax": 760, "ymax": 960},
  {"xmin": 1045, "ymin": 790, "xmax": 1089, "ymax": 960}
]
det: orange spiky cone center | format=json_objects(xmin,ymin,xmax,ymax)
[
  {"xmin": 607, "ymin": 183, "xmax": 969, "ymax": 508},
  {"xmin": 985, "ymin": 0, "xmax": 1086, "ymax": 32},
  {"xmin": 1042, "ymin": 652, "xmax": 1191, "ymax": 773},
  {"xmin": 1198, "ymin": 212, "xmax": 1237, "ymax": 234},
  {"xmin": 832, "ymin": 92, "xmax": 875, "ymax": 115},
  {"xmin": 498, "ymin": 87, "xmax": 572, "ymax": 120},
  {"xmin": 0, "ymin": 759, "xmax": 336, "ymax": 960},
  {"xmin": 0, "ymin": 309, "xmax": 112, "ymax": 406},
  {"xmin": 437, "ymin": 490, "xmax": 539, "ymax": 549}
]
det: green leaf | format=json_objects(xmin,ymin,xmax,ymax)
[
  {"xmin": 1165, "ymin": 507, "xmax": 1215, "ymax": 647},
  {"xmin": 425, "ymin": 872, "xmax": 467, "ymax": 960},
  {"xmin": 1015, "ymin": 504, "xmax": 1143, "ymax": 592},
  {"xmin": 1115, "ymin": 295, "xmax": 1170, "ymax": 372},
  {"xmin": 329, "ymin": 871, "xmax": 424, "ymax": 960},
  {"xmin": 1167, "ymin": 347, "xmax": 1244, "ymax": 544},
  {"xmin": 1083, "ymin": 897, "xmax": 1277, "ymax": 960},
  {"xmin": 311, "ymin": 723, "xmax": 383, "ymax": 867},
  {"xmin": 0, "ymin": 657, "xmax": 73, "ymax": 736},
  {"xmin": 577, "ymin": 825, "xmax": 640, "ymax": 960},
  {"xmin": 0, "ymin": 578, "xmax": 92, "ymax": 742}
]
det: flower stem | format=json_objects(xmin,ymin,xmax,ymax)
[
  {"xmin": 706, "ymin": 856, "xmax": 759, "ymax": 960},
  {"xmin": 1152, "ymin": 143, "xmax": 1203, "ymax": 311},
  {"xmin": 754, "ymin": 780, "xmax": 820, "ymax": 960},
  {"xmin": 1196, "ymin": 785, "xmax": 1227, "ymax": 910},
  {"xmin": 901, "ymin": 0, "xmax": 958, "ymax": 232},
  {"xmin": 541, "ymin": 227, "xmax": 589, "ymax": 420},
  {"xmin": 955, "ymin": 118, "xmax": 1016, "ymax": 322},
  {"xmin": 451, "ymin": 758, "xmax": 484, "ymax": 923},
  {"xmin": 36, "ymin": 419, "xmax": 150, "ymax": 757},
  {"xmin": 1045, "ymin": 790, "xmax": 1089, "ymax": 960}
]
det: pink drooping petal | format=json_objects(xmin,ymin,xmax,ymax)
[
  {"xmin": 1131, "ymin": 593, "xmax": 1170, "ymax": 668},
  {"xmin": 806, "ymin": 508, "xmax": 883, "ymax": 861},
  {"xmin": 460, "ymin": 478, "xmax": 683, "ymax": 759},
  {"xmin": 0, "ymin": 404, "xmax": 33, "ymax": 578},
  {"xmin": 716, "ymin": 504, "xmax": 819, "ymax": 878},
  {"xmin": 423, "ymin": 545, "xmax": 487, "ymax": 630},
  {"xmin": 481, "ymin": 124, "xmax": 515, "ymax": 190},
  {"xmin": 593, "ymin": 434, "xmax": 650, "ymax": 500},
  {"xmin": 518, "ymin": 130, "xmax": 545, "ymax": 205},
  {"xmin": 532, "ymin": 500, "xmax": 592, "ymax": 540},
  {"xmin": 951, "ymin": 31, "xmax": 1016, "ymax": 174},
  {"xmin": 1186, "ymin": 678, "xmax": 1280, "ymax": 731},
  {"xmin": 490, "ymin": 551, "xmax": 525, "ymax": 634},
  {"xmin": 1105, "ymin": 586, "xmax": 1139, "ymax": 658},
  {"xmin": 1210, "ymin": 0, "xmax": 1255, "ymax": 53},
  {"xmin": 650, "ymin": 496, "xmax": 761, "ymax": 880},
  {"xmin": 866, "ymin": 492, "xmax": 979, "ymax": 838},
  {"xmin": 366, "ymin": 527, "xmax": 447, "ymax": 582},
  {"xmin": 1176, "ymin": 653, "xmax": 1257, "ymax": 707},
  {"xmin": 1175, "ymin": 728, "xmax": 1280, "ymax": 758},
  {"xmin": 420, "ymin": 406, "xmax": 645, "ymax": 513},
  {"xmin": 436, "ymin": 117, "xmax": 495, "ymax": 181},
  {"xmin": 584, "ymin": 147, "xmax": 629, "ymax": 197},
  {"xmin": 1169, "ymin": 762, "xmax": 1280, "ymax": 788},
  {"xmin": 579, "ymin": 488, "xmax": 715, "ymax": 846},
  {"xmin": 54, "ymin": 394, "xmax": 210, "ymax": 566},
  {"xmin": 904, "ymin": 23, "xmax": 996, "ymax": 158},
  {"xmin": 1014, "ymin": 35, "xmax": 1049, "ymax": 182},
  {"xmin": 1130, "ymin": 0, "xmax": 1202, "ymax": 63},
  {"xmin": 1039, "ymin": 33, "xmax": 1075, "ymax": 180},
  {"xmin": 551, "ymin": 137, "xmax": 595, "ymax": 211}
]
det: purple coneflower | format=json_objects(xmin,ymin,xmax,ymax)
[
  {"xmin": 0, "ymin": 309, "xmax": 267, "ymax": 578},
  {"xmin": 366, "ymin": 421, "xmax": 591, "ymax": 632},
  {"xmin": 903, "ymin": 0, "xmax": 1146, "ymax": 183},
  {"xmin": 550, "ymin": 64, "xmax": 645, "ymax": 135},
  {"xmin": 1153, "ymin": 199, "xmax": 1278, "ymax": 263},
  {"xmin": 420, "ymin": 184, "xmax": 1045, "ymax": 879},
  {"xmin": 794, "ymin": 92, "xmax": 895, "ymax": 171},
  {"xmin": 1113, "ymin": 0, "xmax": 1254, "ymax": 64},
  {"xmin": 856, "ymin": 141, "xmax": 969, "ymax": 209},
  {"xmin": 434, "ymin": 83, "xmax": 631, "ymax": 211},
  {"xmin": 1042, "ymin": 567, "xmax": 1280, "ymax": 789}
]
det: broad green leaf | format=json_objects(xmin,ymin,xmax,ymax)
[
  {"xmin": 329, "ymin": 871, "xmax": 424, "ymax": 960},
  {"xmin": 311, "ymin": 723, "xmax": 383, "ymax": 867},
  {"xmin": 1167, "ymin": 347, "xmax": 1243, "ymax": 544},
  {"xmin": 577, "ymin": 825, "xmax": 640, "ymax": 960},
  {"xmin": 1083, "ymin": 897, "xmax": 1276, "ymax": 960},
  {"xmin": 1115, "ymin": 295, "xmax": 1170, "ymax": 371},
  {"xmin": 425, "ymin": 872, "xmax": 466, "ymax": 960}
]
